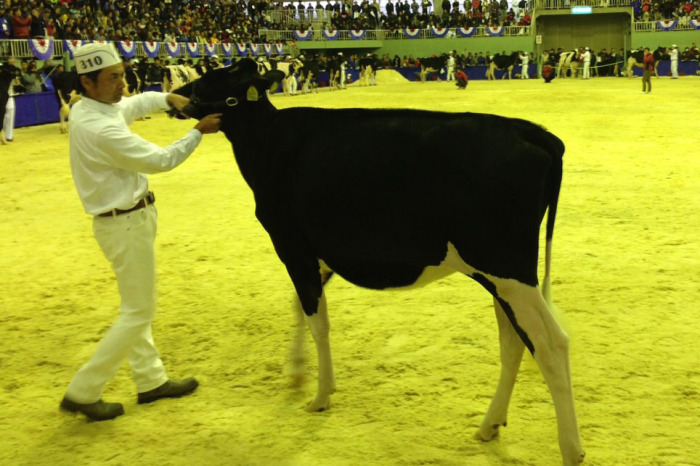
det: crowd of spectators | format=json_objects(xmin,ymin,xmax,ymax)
[
  {"xmin": 1, "ymin": 0, "xmax": 697, "ymax": 47},
  {"xmin": 631, "ymin": 0, "xmax": 700, "ymax": 23}
]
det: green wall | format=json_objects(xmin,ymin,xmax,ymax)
[{"xmin": 632, "ymin": 30, "xmax": 700, "ymax": 50}]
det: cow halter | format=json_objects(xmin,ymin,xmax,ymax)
[{"xmin": 188, "ymin": 79, "xmax": 240, "ymax": 114}]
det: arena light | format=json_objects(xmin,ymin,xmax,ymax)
[{"xmin": 571, "ymin": 5, "xmax": 592, "ymax": 14}]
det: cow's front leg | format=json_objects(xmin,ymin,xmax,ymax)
[
  {"xmin": 304, "ymin": 288, "xmax": 336, "ymax": 412},
  {"xmin": 476, "ymin": 297, "xmax": 525, "ymax": 442},
  {"xmin": 290, "ymin": 296, "xmax": 306, "ymax": 387}
]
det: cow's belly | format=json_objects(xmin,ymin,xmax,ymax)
[{"xmin": 320, "ymin": 242, "xmax": 474, "ymax": 291}]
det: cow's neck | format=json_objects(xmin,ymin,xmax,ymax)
[{"xmin": 222, "ymin": 100, "xmax": 277, "ymax": 190}]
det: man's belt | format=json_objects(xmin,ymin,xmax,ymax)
[{"xmin": 97, "ymin": 191, "xmax": 155, "ymax": 218}]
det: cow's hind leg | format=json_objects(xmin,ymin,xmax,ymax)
[
  {"xmin": 476, "ymin": 297, "xmax": 525, "ymax": 442},
  {"xmin": 489, "ymin": 277, "xmax": 584, "ymax": 465}
]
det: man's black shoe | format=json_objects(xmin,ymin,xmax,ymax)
[
  {"xmin": 137, "ymin": 377, "xmax": 199, "ymax": 404},
  {"xmin": 60, "ymin": 397, "xmax": 124, "ymax": 421}
]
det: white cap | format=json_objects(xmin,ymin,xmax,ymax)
[
  {"xmin": 74, "ymin": 43, "xmax": 122, "ymax": 74},
  {"xmin": 672, "ymin": 44, "xmax": 677, "ymax": 48}
]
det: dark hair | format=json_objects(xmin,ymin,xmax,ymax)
[{"xmin": 75, "ymin": 69, "xmax": 101, "ymax": 95}]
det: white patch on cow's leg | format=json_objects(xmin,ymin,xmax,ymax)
[
  {"xmin": 290, "ymin": 295, "xmax": 306, "ymax": 388},
  {"xmin": 304, "ymin": 289, "xmax": 336, "ymax": 412},
  {"xmin": 492, "ymin": 280, "xmax": 585, "ymax": 465},
  {"xmin": 476, "ymin": 297, "xmax": 525, "ymax": 442}
]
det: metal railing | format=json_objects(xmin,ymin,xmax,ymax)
[{"xmin": 259, "ymin": 25, "xmax": 531, "ymax": 42}]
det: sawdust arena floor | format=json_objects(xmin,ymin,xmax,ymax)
[{"xmin": 1, "ymin": 72, "xmax": 699, "ymax": 466}]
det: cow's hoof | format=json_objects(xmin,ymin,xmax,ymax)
[
  {"xmin": 474, "ymin": 422, "xmax": 505, "ymax": 442},
  {"xmin": 305, "ymin": 397, "xmax": 331, "ymax": 413}
]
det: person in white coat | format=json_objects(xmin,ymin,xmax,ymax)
[
  {"xmin": 60, "ymin": 43, "xmax": 222, "ymax": 421},
  {"xmin": 519, "ymin": 51, "xmax": 529, "ymax": 79},
  {"xmin": 581, "ymin": 47, "xmax": 591, "ymax": 80},
  {"xmin": 669, "ymin": 44, "xmax": 679, "ymax": 79},
  {"xmin": 446, "ymin": 52, "xmax": 456, "ymax": 81}
]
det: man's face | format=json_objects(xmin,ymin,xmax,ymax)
[{"xmin": 82, "ymin": 63, "xmax": 126, "ymax": 104}]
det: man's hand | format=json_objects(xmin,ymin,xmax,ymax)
[
  {"xmin": 166, "ymin": 93, "xmax": 192, "ymax": 114},
  {"xmin": 195, "ymin": 113, "xmax": 222, "ymax": 134}
]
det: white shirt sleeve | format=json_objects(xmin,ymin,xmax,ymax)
[
  {"xmin": 96, "ymin": 125, "xmax": 203, "ymax": 174},
  {"xmin": 118, "ymin": 92, "xmax": 171, "ymax": 125}
]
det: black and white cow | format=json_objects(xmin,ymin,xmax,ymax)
[
  {"xmin": 299, "ymin": 57, "xmax": 321, "ymax": 93},
  {"xmin": 485, "ymin": 52, "xmax": 520, "ymax": 80},
  {"xmin": 358, "ymin": 53, "xmax": 379, "ymax": 86},
  {"xmin": 557, "ymin": 50, "xmax": 580, "ymax": 79},
  {"xmin": 173, "ymin": 58, "xmax": 585, "ymax": 465},
  {"xmin": 626, "ymin": 47, "xmax": 666, "ymax": 78},
  {"xmin": 417, "ymin": 55, "xmax": 448, "ymax": 82}
]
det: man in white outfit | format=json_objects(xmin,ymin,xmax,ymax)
[
  {"xmin": 669, "ymin": 44, "xmax": 679, "ymax": 78},
  {"xmin": 1, "ymin": 56, "xmax": 19, "ymax": 144},
  {"xmin": 61, "ymin": 43, "xmax": 221, "ymax": 421},
  {"xmin": 519, "ymin": 51, "xmax": 529, "ymax": 79},
  {"xmin": 446, "ymin": 52, "xmax": 456, "ymax": 81},
  {"xmin": 339, "ymin": 52, "xmax": 347, "ymax": 89},
  {"xmin": 581, "ymin": 47, "xmax": 591, "ymax": 79}
]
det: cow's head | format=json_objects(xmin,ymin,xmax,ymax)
[{"xmin": 172, "ymin": 58, "xmax": 283, "ymax": 120}]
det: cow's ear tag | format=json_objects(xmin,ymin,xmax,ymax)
[{"xmin": 246, "ymin": 86, "xmax": 259, "ymax": 101}]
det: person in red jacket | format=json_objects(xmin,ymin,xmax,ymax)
[
  {"xmin": 455, "ymin": 68, "xmax": 468, "ymax": 89},
  {"xmin": 642, "ymin": 47, "xmax": 654, "ymax": 94},
  {"xmin": 10, "ymin": 8, "xmax": 31, "ymax": 39}
]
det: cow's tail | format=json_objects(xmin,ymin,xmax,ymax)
[{"xmin": 542, "ymin": 133, "xmax": 563, "ymax": 311}]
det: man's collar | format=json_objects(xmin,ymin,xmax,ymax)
[{"xmin": 82, "ymin": 96, "xmax": 121, "ymax": 114}]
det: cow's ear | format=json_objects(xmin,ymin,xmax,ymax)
[{"xmin": 246, "ymin": 85, "xmax": 259, "ymax": 101}]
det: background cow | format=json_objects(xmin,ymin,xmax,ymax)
[
  {"xmin": 50, "ymin": 65, "xmax": 79, "ymax": 133},
  {"xmin": 172, "ymin": 58, "xmax": 585, "ymax": 465},
  {"xmin": 358, "ymin": 53, "xmax": 379, "ymax": 86},
  {"xmin": 417, "ymin": 55, "xmax": 447, "ymax": 82},
  {"xmin": 626, "ymin": 47, "xmax": 666, "ymax": 77},
  {"xmin": 486, "ymin": 52, "xmax": 519, "ymax": 80},
  {"xmin": 558, "ymin": 50, "xmax": 580, "ymax": 78}
]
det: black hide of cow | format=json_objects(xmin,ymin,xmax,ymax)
[
  {"xmin": 418, "ymin": 54, "xmax": 447, "ymax": 71},
  {"xmin": 491, "ymin": 52, "xmax": 520, "ymax": 70},
  {"xmin": 174, "ymin": 58, "xmax": 563, "ymax": 319}
]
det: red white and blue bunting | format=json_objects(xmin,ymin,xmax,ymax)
[
  {"xmin": 221, "ymin": 42, "xmax": 233, "ymax": 57},
  {"xmin": 349, "ymin": 29, "xmax": 366, "ymax": 40},
  {"xmin": 457, "ymin": 27, "xmax": 476, "ymax": 37},
  {"xmin": 63, "ymin": 39, "xmax": 83, "ymax": 58},
  {"xmin": 165, "ymin": 41, "xmax": 180, "ymax": 58},
  {"xmin": 322, "ymin": 29, "xmax": 339, "ymax": 40},
  {"xmin": 143, "ymin": 41, "xmax": 160, "ymax": 58},
  {"xmin": 28, "ymin": 38, "xmax": 53, "ymax": 60},
  {"xmin": 204, "ymin": 42, "xmax": 217, "ymax": 57},
  {"xmin": 487, "ymin": 26, "xmax": 504, "ymax": 37},
  {"xmin": 403, "ymin": 28, "xmax": 421, "ymax": 38},
  {"xmin": 235, "ymin": 42, "xmax": 247, "ymax": 56},
  {"xmin": 117, "ymin": 40, "xmax": 137, "ymax": 58},
  {"xmin": 431, "ymin": 26, "xmax": 449, "ymax": 38},
  {"xmin": 249, "ymin": 43, "xmax": 259, "ymax": 56},
  {"xmin": 657, "ymin": 20, "xmax": 677, "ymax": 31},
  {"xmin": 186, "ymin": 42, "xmax": 199, "ymax": 57},
  {"xmin": 691, "ymin": 19, "xmax": 700, "ymax": 29},
  {"xmin": 275, "ymin": 42, "xmax": 284, "ymax": 55},
  {"xmin": 263, "ymin": 43, "xmax": 273, "ymax": 56},
  {"xmin": 294, "ymin": 30, "xmax": 313, "ymax": 41}
]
